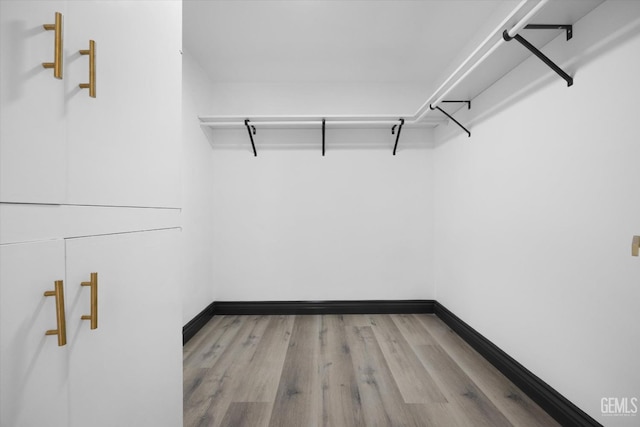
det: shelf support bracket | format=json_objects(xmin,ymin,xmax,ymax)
[
  {"xmin": 244, "ymin": 119, "xmax": 257, "ymax": 157},
  {"xmin": 430, "ymin": 101, "xmax": 471, "ymax": 138},
  {"xmin": 392, "ymin": 118, "xmax": 405, "ymax": 156},
  {"xmin": 442, "ymin": 100, "xmax": 471, "ymax": 110},
  {"xmin": 503, "ymin": 25, "xmax": 573, "ymax": 87},
  {"xmin": 524, "ymin": 24, "xmax": 572, "ymax": 41},
  {"xmin": 322, "ymin": 119, "xmax": 326, "ymax": 156}
]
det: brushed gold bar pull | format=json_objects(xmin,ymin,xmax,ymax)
[
  {"xmin": 42, "ymin": 12, "xmax": 63, "ymax": 79},
  {"xmin": 81, "ymin": 272, "xmax": 98, "ymax": 329},
  {"xmin": 633, "ymin": 235, "xmax": 640, "ymax": 257},
  {"xmin": 44, "ymin": 280, "xmax": 67, "ymax": 346},
  {"xmin": 79, "ymin": 40, "xmax": 96, "ymax": 98}
]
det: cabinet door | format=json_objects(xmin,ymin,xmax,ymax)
[
  {"xmin": 0, "ymin": 1, "xmax": 67, "ymax": 203},
  {"xmin": 65, "ymin": 228, "xmax": 182, "ymax": 427},
  {"xmin": 64, "ymin": 1, "xmax": 181, "ymax": 208},
  {"xmin": 0, "ymin": 240, "xmax": 68, "ymax": 427}
]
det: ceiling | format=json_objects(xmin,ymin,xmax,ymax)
[
  {"xmin": 184, "ymin": 0, "xmax": 509, "ymax": 84},
  {"xmin": 184, "ymin": 0, "xmax": 604, "ymax": 115}
]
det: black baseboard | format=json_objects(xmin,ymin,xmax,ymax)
[
  {"xmin": 434, "ymin": 301, "xmax": 601, "ymax": 427},
  {"xmin": 182, "ymin": 301, "xmax": 215, "ymax": 345},
  {"xmin": 183, "ymin": 298, "xmax": 601, "ymax": 427},
  {"xmin": 182, "ymin": 300, "xmax": 434, "ymax": 345},
  {"xmin": 212, "ymin": 299, "xmax": 435, "ymax": 315}
]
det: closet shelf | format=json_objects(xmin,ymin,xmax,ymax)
[
  {"xmin": 200, "ymin": 0, "xmax": 579, "ymax": 155},
  {"xmin": 199, "ymin": 115, "xmax": 446, "ymax": 129}
]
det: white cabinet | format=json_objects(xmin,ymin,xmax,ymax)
[
  {"xmin": 0, "ymin": 240, "xmax": 68, "ymax": 427},
  {"xmin": 66, "ymin": 229, "xmax": 182, "ymax": 427},
  {"xmin": 0, "ymin": 229, "xmax": 182, "ymax": 427},
  {"xmin": 0, "ymin": 2, "xmax": 183, "ymax": 426},
  {"xmin": 0, "ymin": 1, "xmax": 67, "ymax": 204},
  {"xmin": 64, "ymin": 1, "xmax": 181, "ymax": 208},
  {"xmin": 0, "ymin": 0, "xmax": 181, "ymax": 207}
]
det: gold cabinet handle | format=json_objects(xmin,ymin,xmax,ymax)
[
  {"xmin": 81, "ymin": 272, "xmax": 98, "ymax": 329},
  {"xmin": 42, "ymin": 12, "xmax": 63, "ymax": 79},
  {"xmin": 633, "ymin": 235, "xmax": 640, "ymax": 257},
  {"xmin": 44, "ymin": 280, "xmax": 67, "ymax": 346},
  {"xmin": 79, "ymin": 40, "xmax": 96, "ymax": 98}
]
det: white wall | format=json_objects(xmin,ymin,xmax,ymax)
[
  {"xmin": 184, "ymin": 37, "xmax": 437, "ymax": 312},
  {"xmin": 205, "ymin": 77, "xmax": 435, "ymax": 302},
  {"xmin": 210, "ymin": 145, "xmax": 434, "ymax": 301},
  {"xmin": 434, "ymin": 2, "xmax": 640, "ymax": 425},
  {"xmin": 181, "ymin": 50, "xmax": 215, "ymax": 324},
  {"xmin": 208, "ymin": 82, "xmax": 428, "ymax": 116}
]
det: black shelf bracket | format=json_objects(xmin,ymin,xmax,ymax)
[
  {"xmin": 322, "ymin": 119, "xmax": 325, "ymax": 156},
  {"xmin": 392, "ymin": 118, "xmax": 405, "ymax": 156},
  {"xmin": 503, "ymin": 25, "xmax": 573, "ymax": 87},
  {"xmin": 244, "ymin": 119, "xmax": 257, "ymax": 157},
  {"xmin": 442, "ymin": 100, "xmax": 471, "ymax": 110},
  {"xmin": 524, "ymin": 24, "xmax": 572, "ymax": 41},
  {"xmin": 430, "ymin": 101, "xmax": 471, "ymax": 138}
]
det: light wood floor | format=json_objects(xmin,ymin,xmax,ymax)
[{"xmin": 184, "ymin": 314, "xmax": 559, "ymax": 427}]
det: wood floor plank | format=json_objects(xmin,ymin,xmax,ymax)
[
  {"xmin": 415, "ymin": 344, "xmax": 513, "ymax": 427},
  {"xmin": 268, "ymin": 315, "xmax": 321, "ymax": 427},
  {"xmin": 368, "ymin": 314, "xmax": 447, "ymax": 404},
  {"xmin": 318, "ymin": 315, "xmax": 366, "ymax": 427},
  {"xmin": 390, "ymin": 314, "xmax": 439, "ymax": 346},
  {"xmin": 415, "ymin": 314, "xmax": 560, "ymax": 427},
  {"xmin": 220, "ymin": 402, "xmax": 272, "ymax": 427},
  {"xmin": 183, "ymin": 368, "xmax": 208, "ymax": 408},
  {"xmin": 405, "ymin": 403, "xmax": 464, "ymax": 427},
  {"xmin": 342, "ymin": 314, "xmax": 377, "ymax": 327},
  {"xmin": 184, "ymin": 315, "xmax": 245, "ymax": 369},
  {"xmin": 184, "ymin": 315, "xmax": 271, "ymax": 427},
  {"xmin": 184, "ymin": 314, "xmax": 560, "ymax": 427},
  {"xmin": 184, "ymin": 316, "xmax": 247, "ymax": 405},
  {"xmin": 183, "ymin": 315, "xmax": 224, "ymax": 359},
  {"xmin": 346, "ymin": 325, "xmax": 422, "ymax": 427},
  {"xmin": 231, "ymin": 315, "xmax": 294, "ymax": 403}
]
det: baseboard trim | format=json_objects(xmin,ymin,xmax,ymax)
[
  {"xmin": 183, "ymin": 300, "xmax": 434, "ymax": 344},
  {"xmin": 212, "ymin": 299, "xmax": 435, "ymax": 315},
  {"xmin": 182, "ymin": 298, "xmax": 601, "ymax": 427},
  {"xmin": 182, "ymin": 301, "xmax": 215, "ymax": 345},
  {"xmin": 434, "ymin": 301, "xmax": 601, "ymax": 427}
]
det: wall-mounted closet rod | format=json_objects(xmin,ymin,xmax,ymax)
[
  {"xmin": 201, "ymin": 114, "xmax": 416, "ymax": 122},
  {"xmin": 201, "ymin": 120, "xmax": 423, "ymax": 128},
  {"xmin": 213, "ymin": 121, "xmax": 322, "ymax": 127},
  {"xmin": 505, "ymin": 0, "xmax": 551, "ymax": 38},
  {"xmin": 412, "ymin": 0, "xmax": 531, "ymax": 119},
  {"xmin": 200, "ymin": 0, "xmax": 549, "ymax": 130},
  {"xmin": 415, "ymin": 0, "xmax": 549, "ymax": 122}
]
